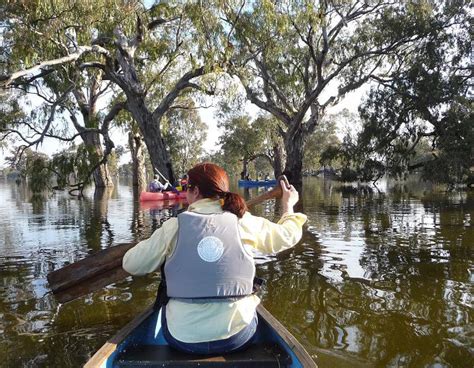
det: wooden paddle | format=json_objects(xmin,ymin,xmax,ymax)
[
  {"xmin": 48, "ymin": 176, "xmax": 290, "ymax": 304},
  {"xmin": 154, "ymin": 167, "xmax": 180, "ymax": 193}
]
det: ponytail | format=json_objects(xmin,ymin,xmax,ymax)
[
  {"xmin": 221, "ymin": 192, "xmax": 247, "ymax": 218},
  {"xmin": 187, "ymin": 162, "xmax": 247, "ymax": 218}
]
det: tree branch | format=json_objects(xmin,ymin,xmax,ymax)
[
  {"xmin": 241, "ymin": 82, "xmax": 292, "ymax": 126},
  {"xmin": 32, "ymin": 86, "xmax": 74, "ymax": 147},
  {"xmin": 101, "ymin": 102, "xmax": 126, "ymax": 134},
  {"xmin": 152, "ymin": 66, "xmax": 206, "ymax": 120},
  {"xmin": 0, "ymin": 45, "xmax": 110, "ymax": 88},
  {"xmin": 183, "ymin": 82, "xmax": 214, "ymax": 95},
  {"xmin": 254, "ymin": 58, "xmax": 295, "ymax": 113},
  {"xmin": 21, "ymin": 120, "xmax": 100, "ymax": 142},
  {"xmin": 79, "ymin": 62, "xmax": 106, "ymax": 71}
]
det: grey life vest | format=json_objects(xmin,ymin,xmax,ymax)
[{"xmin": 164, "ymin": 211, "xmax": 255, "ymax": 300}]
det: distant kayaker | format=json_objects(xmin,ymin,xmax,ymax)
[
  {"xmin": 123, "ymin": 162, "xmax": 306, "ymax": 355},
  {"xmin": 180, "ymin": 174, "xmax": 188, "ymax": 191},
  {"xmin": 149, "ymin": 175, "xmax": 178, "ymax": 193}
]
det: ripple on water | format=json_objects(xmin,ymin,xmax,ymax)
[{"xmin": 0, "ymin": 179, "xmax": 473, "ymax": 367}]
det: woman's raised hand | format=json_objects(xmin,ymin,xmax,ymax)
[{"xmin": 280, "ymin": 180, "xmax": 299, "ymax": 214}]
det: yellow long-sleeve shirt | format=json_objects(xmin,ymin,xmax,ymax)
[{"xmin": 123, "ymin": 198, "xmax": 307, "ymax": 343}]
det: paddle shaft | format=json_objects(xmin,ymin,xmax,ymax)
[
  {"xmin": 154, "ymin": 168, "xmax": 171, "ymax": 185},
  {"xmin": 48, "ymin": 176, "xmax": 289, "ymax": 303}
]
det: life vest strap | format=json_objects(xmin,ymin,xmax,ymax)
[
  {"xmin": 154, "ymin": 275, "xmax": 265, "ymax": 309},
  {"xmin": 170, "ymin": 296, "xmax": 247, "ymax": 303}
]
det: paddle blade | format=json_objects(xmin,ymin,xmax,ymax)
[
  {"xmin": 54, "ymin": 266, "xmax": 130, "ymax": 304},
  {"xmin": 246, "ymin": 175, "xmax": 289, "ymax": 207},
  {"xmin": 47, "ymin": 243, "xmax": 134, "ymax": 294}
]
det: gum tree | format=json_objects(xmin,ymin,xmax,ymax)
[
  {"xmin": 0, "ymin": 1, "xmax": 135, "ymax": 188},
  {"xmin": 356, "ymin": 1, "xmax": 472, "ymax": 186},
  {"xmin": 223, "ymin": 0, "xmax": 458, "ymax": 185},
  {"xmin": 162, "ymin": 100, "xmax": 208, "ymax": 177},
  {"xmin": 1, "ymin": 1, "xmax": 224, "ymax": 184},
  {"xmin": 219, "ymin": 114, "xmax": 284, "ymax": 178}
]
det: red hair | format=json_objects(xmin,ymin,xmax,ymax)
[{"xmin": 187, "ymin": 163, "xmax": 247, "ymax": 218}]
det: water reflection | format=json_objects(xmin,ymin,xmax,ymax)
[
  {"xmin": 0, "ymin": 177, "xmax": 472, "ymax": 367},
  {"xmin": 259, "ymin": 178, "xmax": 473, "ymax": 367}
]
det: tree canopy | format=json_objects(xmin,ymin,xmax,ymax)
[
  {"xmin": 355, "ymin": 1, "xmax": 472, "ymax": 186},
  {"xmin": 1, "ymin": 0, "xmax": 471, "ymax": 190},
  {"xmin": 222, "ymin": 0, "xmax": 471, "ymax": 184},
  {"xmin": 162, "ymin": 100, "xmax": 208, "ymax": 177},
  {"xmin": 1, "ymin": 0, "xmax": 225, "ymax": 187}
]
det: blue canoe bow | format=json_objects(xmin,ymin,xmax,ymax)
[
  {"xmin": 238, "ymin": 180, "xmax": 277, "ymax": 187},
  {"xmin": 85, "ymin": 304, "xmax": 316, "ymax": 367}
]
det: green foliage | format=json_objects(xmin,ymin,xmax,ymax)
[
  {"xmin": 5, "ymin": 148, "xmax": 51, "ymax": 193},
  {"xmin": 74, "ymin": 144, "xmax": 96, "ymax": 186},
  {"xmin": 219, "ymin": 115, "xmax": 259, "ymax": 171},
  {"xmin": 319, "ymin": 110, "xmax": 359, "ymax": 166},
  {"xmin": 0, "ymin": 91, "xmax": 25, "ymax": 126},
  {"xmin": 303, "ymin": 114, "xmax": 340, "ymax": 172},
  {"xmin": 162, "ymin": 101, "xmax": 208, "ymax": 177},
  {"xmin": 49, "ymin": 143, "xmax": 106, "ymax": 189},
  {"xmin": 356, "ymin": 0, "xmax": 472, "ymax": 185},
  {"xmin": 51, "ymin": 150, "xmax": 76, "ymax": 189},
  {"xmin": 218, "ymin": 114, "xmax": 280, "ymax": 175},
  {"xmin": 1, "ymin": 0, "xmax": 223, "ymax": 187},
  {"xmin": 2, "ymin": 0, "xmax": 470, "ymax": 187},
  {"xmin": 252, "ymin": 156, "xmax": 273, "ymax": 180},
  {"xmin": 220, "ymin": 0, "xmax": 471, "ymax": 183},
  {"xmin": 420, "ymin": 102, "xmax": 474, "ymax": 186},
  {"xmin": 27, "ymin": 155, "xmax": 52, "ymax": 193},
  {"xmin": 218, "ymin": 112, "xmax": 284, "ymax": 177},
  {"xmin": 201, "ymin": 150, "xmax": 233, "ymax": 174},
  {"xmin": 118, "ymin": 162, "xmax": 132, "ymax": 177},
  {"xmin": 106, "ymin": 145, "xmax": 125, "ymax": 177}
]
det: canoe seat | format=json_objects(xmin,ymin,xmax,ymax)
[{"xmin": 115, "ymin": 342, "xmax": 292, "ymax": 367}]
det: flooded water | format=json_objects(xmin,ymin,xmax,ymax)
[{"xmin": 0, "ymin": 177, "xmax": 472, "ymax": 367}]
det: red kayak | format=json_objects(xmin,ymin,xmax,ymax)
[
  {"xmin": 139, "ymin": 191, "xmax": 187, "ymax": 202},
  {"xmin": 140, "ymin": 199, "xmax": 186, "ymax": 211}
]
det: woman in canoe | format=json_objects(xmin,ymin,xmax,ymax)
[{"xmin": 123, "ymin": 163, "xmax": 306, "ymax": 355}]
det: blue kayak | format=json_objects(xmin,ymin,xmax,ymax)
[
  {"xmin": 85, "ymin": 305, "xmax": 316, "ymax": 367},
  {"xmin": 238, "ymin": 179, "xmax": 277, "ymax": 187}
]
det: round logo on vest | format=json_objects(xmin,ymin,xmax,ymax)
[{"xmin": 197, "ymin": 236, "xmax": 224, "ymax": 262}]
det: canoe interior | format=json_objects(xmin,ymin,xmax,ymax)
[{"xmin": 93, "ymin": 307, "xmax": 312, "ymax": 368}]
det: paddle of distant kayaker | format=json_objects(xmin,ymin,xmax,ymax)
[{"xmin": 122, "ymin": 162, "xmax": 306, "ymax": 355}]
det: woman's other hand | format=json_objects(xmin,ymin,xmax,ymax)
[{"xmin": 280, "ymin": 180, "xmax": 299, "ymax": 214}]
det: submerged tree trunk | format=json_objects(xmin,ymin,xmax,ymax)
[
  {"xmin": 126, "ymin": 100, "xmax": 176, "ymax": 184},
  {"xmin": 241, "ymin": 159, "xmax": 249, "ymax": 179},
  {"xmin": 128, "ymin": 132, "xmax": 147, "ymax": 191},
  {"xmin": 71, "ymin": 80, "xmax": 115, "ymax": 189},
  {"xmin": 142, "ymin": 121, "xmax": 175, "ymax": 184},
  {"xmin": 81, "ymin": 131, "xmax": 114, "ymax": 188},
  {"xmin": 283, "ymin": 128, "xmax": 306, "ymax": 186},
  {"xmin": 273, "ymin": 144, "xmax": 284, "ymax": 179}
]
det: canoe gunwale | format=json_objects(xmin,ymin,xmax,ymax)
[
  {"xmin": 84, "ymin": 306, "xmax": 154, "ymax": 368},
  {"xmin": 257, "ymin": 305, "xmax": 317, "ymax": 367},
  {"xmin": 85, "ymin": 304, "xmax": 316, "ymax": 368}
]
